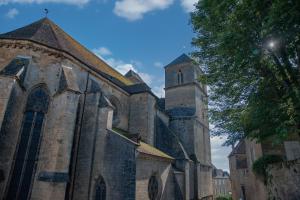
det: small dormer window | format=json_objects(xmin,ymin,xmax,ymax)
[{"xmin": 177, "ymin": 70, "xmax": 184, "ymax": 85}]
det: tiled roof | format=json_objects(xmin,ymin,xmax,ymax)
[
  {"xmin": 137, "ymin": 142, "xmax": 174, "ymax": 160},
  {"xmin": 0, "ymin": 18, "xmax": 132, "ymax": 85},
  {"xmin": 165, "ymin": 53, "xmax": 194, "ymax": 68}
]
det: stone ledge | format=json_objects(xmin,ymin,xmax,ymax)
[{"xmin": 38, "ymin": 171, "xmax": 69, "ymax": 183}]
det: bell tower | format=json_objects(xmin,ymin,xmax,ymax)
[
  {"xmin": 165, "ymin": 54, "xmax": 210, "ymax": 163},
  {"xmin": 164, "ymin": 54, "xmax": 212, "ymax": 198}
]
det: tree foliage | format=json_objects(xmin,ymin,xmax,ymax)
[{"xmin": 191, "ymin": 0, "xmax": 300, "ymax": 146}]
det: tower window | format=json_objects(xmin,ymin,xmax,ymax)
[{"xmin": 177, "ymin": 70, "xmax": 184, "ymax": 85}]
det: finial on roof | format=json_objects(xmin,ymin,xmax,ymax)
[{"xmin": 44, "ymin": 8, "xmax": 49, "ymax": 18}]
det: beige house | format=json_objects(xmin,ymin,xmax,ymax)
[
  {"xmin": 229, "ymin": 137, "xmax": 300, "ymax": 200},
  {"xmin": 228, "ymin": 140, "xmax": 267, "ymax": 200},
  {"xmin": 212, "ymin": 166, "xmax": 231, "ymax": 199},
  {"xmin": 0, "ymin": 18, "xmax": 213, "ymax": 200}
]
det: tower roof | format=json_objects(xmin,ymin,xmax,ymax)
[
  {"xmin": 125, "ymin": 69, "xmax": 144, "ymax": 84},
  {"xmin": 165, "ymin": 53, "xmax": 194, "ymax": 68},
  {"xmin": 0, "ymin": 18, "xmax": 132, "ymax": 85}
]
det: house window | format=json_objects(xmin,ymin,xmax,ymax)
[
  {"xmin": 148, "ymin": 175, "xmax": 159, "ymax": 200},
  {"xmin": 95, "ymin": 176, "xmax": 106, "ymax": 200},
  {"xmin": 6, "ymin": 86, "xmax": 49, "ymax": 200}
]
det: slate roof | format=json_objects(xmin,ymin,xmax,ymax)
[
  {"xmin": 165, "ymin": 53, "xmax": 194, "ymax": 68},
  {"xmin": 0, "ymin": 18, "xmax": 132, "ymax": 86},
  {"xmin": 166, "ymin": 107, "xmax": 196, "ymax": 117},
  {"xmin": 228, "ymin": 139, "xmax": 246, "ymax": 157},
  {"xmin": 123, "ymin": 83, "xmax": 152, "ymax": 94},
  {"xmin": 125, "ymin": 70, "xmax": 144, "ymax": 84},
  {"xmin": 0, "ymin": 57, "xmax": 29, "ymax": 84}
]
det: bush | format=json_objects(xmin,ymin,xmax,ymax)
[{"xmin": 252, "ymin": 154, "xmax": 283, "ymax": 184}]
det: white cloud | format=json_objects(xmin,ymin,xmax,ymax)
[
  {"xmin": 111, "ymin": 60, "xmax": 153, "ymax": 85},
  {"xmin": 5, "ymin": 8, "xmax": 19, "ymax": 18},
  {"xmin": 180, "ymin": 0, "xmax": 197, "ymax": 12},
  {"xmin": 92, "ymin": 47, "xmax": 153, "ymax": 85},
  {"xmin": 154, "ymin": 61, "xmax": 163, "ymax": 68},
  {"xmin": 93, "ymin": 47, "xmax": 112, "ymax": 57},
  {"xmin": 0, "ymin": 0, "xmax": 89, "ymax": 6},
  {"xmin": 210, "ymin": 136, "xmax": 232, "ymax": 172},
  {"xmin": 110, "ymin": 59, "xmax": 134, "ymax": 74},
  {"xmin": 152, "ymin": 84, "xmax": 165, "ymax": 97},
  {"xmin": 113, "ymin": 0, "xmax": 174, "ymax": 21},
  {"xmin": 138, "ymin": 72, "xmax": 152, "ymax": 85}
]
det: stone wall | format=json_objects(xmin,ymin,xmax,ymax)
[
  {"xmin": 169, "ymin": 118, "xmax": 195, "ymax": 158},
  {"xmin": 199, "ymin": 164, "xmax": 213, "ymax": 199},
  {"xmin": 135, "ymin": 154, "xmax": 175, "ymax": 200},
  {"xmin": 267, "ymin": 159, "xmax": 300, "ymax": 200},
  {"xmin": 31, "ymin": 91, "xmax": 80, "ymax": 200},
  {"xmin": 129, "ymin": 92, "xmax": 156, "ymax": 145},
  {"xmin": 155, "ymin": 116, "xmax": 188, "ymax": 159},
  {"xmin": 165, "ymin": 85, "xmax": 196, "ymax": 110},
  {"xmin": 0, "ymin": 41, "xmax": 135, "ymax": 200},
  {"xmin": 165, "ymin": 63, "xmax": 196, "ymax": 88}
]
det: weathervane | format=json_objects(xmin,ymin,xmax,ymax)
[{"xmin": 44, "ymin": 8, "xmax": 49, "ymax": 17}]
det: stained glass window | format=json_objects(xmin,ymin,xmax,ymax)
[{"xmin": 6, "ymin": 86, "xmax": 49, "ymax": 200}]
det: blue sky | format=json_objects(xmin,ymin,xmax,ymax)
[{"xmin": 0, "ymin": 0, "xmax": 231, "ymax": 171}]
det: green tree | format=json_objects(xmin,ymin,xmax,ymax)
[{"xmin": 191, "ymin": 0, "xmax": 300, "ymax": 146}]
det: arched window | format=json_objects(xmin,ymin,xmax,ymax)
[
  {"xmin": 6, "ymin": 86, "xmax": 49, "ymax": 200},
  {"xmin": 95, "ymin": 176, "xmax": 106, "ymax": 200},
  {"xmin": 177, "ymin": 70, "xmax": 184, "ymax": 85},
  {"xmin": 148, "ymin": 175, "xmax": 159, "ymax": 200},
  {"xmin": 180, "ymin": 71, "xmax": 184, "ymax": 84}
]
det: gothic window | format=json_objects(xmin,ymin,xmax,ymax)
[
  {"xmin": 177, "ymin": 70, "xmax": 184, "ymax": 85},
  {"xmin": 148, "ymin": 175, "xmax": 159, "ymax": 200},
  {"xmin": 95, "ymin": 176, "xmax": 106, "ymax": 200},
  {"xmin": 6, "ymin": 86, "xmax": 49, "ymax": 200}
]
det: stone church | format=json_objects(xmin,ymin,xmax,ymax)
[{"xmin": 0, "ymin": 18, "xmax": 213, "ymax": 200}]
